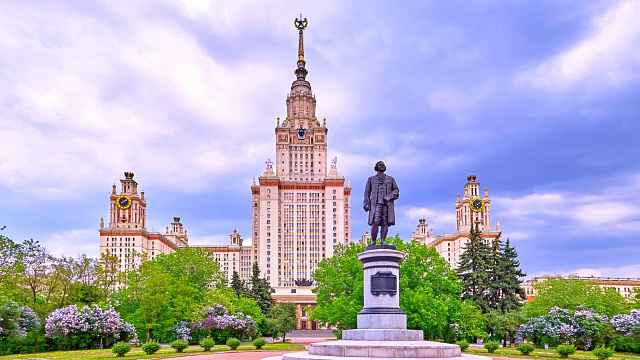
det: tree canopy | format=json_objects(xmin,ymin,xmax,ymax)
[{"xmin": 524, "ymin": 277, "xmax": 628, "ymax": 318}]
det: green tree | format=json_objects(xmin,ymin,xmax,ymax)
[
  {"xmin": 393, "ymin": 237, "xmax": 465, "ymax": 340},
  {"xmin": 497, "ymin": 238, "xmax": 526, "ymax": 313},
  {"xmin": 486, "ymin": 235, "xmax": 504, "ymax": 311},
  {"xmin": 0, "ymin": 235, "xmax": 20, "ymax": 286},
  {"xmin": 457, "ymin": 301, "xmax": 488, "ymax": 342},
  {"xmin": 249, "ymin": 262, "xmax": 273, "ymax": 316},
  {"xmin": 121, "ymin": 261, "xmax": 173, "ymax": 342},
  {"xmin": 267, "ymin": 302, "xmax": 298, "ymax": 342},
  {"xmin": 155, "ymin": 246, "xmax": 225, "ymax": 293},
  {"xmin": 524, "ymin": 278, "xmax": 627, "ymax": 318},
  {"xmin": 486, "ymin": 310, "xmax": 525, "ymax": 346},
  {"xmin": 457, "ymin": 224, "xmax": 491, "ymax": 312},
  {"xmin": 310, "ymin": 242, "xmax": 365, "ymax": 331},
  {"xmin": 231, "ymin": 295, "xmax": 267, "ymax": 332},
  {"xmin": 0, "ymin": 235, "xmax": 23, "ymax": 301},
  {"xmin": 17, "ymin": 239, "xmax": 51, "ymax": 306},
  {"xmin": 231, "ymin": 271, "xmax": 247, "ymax": 298},
  {"xmin": 95, "ymin": 250, "xmax": 123, "ymax": 298}
]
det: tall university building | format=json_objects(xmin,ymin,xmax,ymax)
[{"xmin": 99, "ymin": 17, "xmax": 351, "ymax": 290}]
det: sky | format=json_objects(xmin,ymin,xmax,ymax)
[{"xmin": 1, "ymin": 0, "xmax": 639, "ymax": 279}]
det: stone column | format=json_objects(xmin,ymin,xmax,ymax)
[{"xmin": 356, "ymin": 247, "xmax": 406, "ymax": 329}]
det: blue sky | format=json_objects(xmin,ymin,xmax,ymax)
[{"xmin": 1, "ymin": 1, "xmax": 639, "ymax": 278}]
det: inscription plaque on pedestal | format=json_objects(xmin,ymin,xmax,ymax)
[{"xmin": 370, "ymin": 271, "xmax": 397, "ymax": 296}]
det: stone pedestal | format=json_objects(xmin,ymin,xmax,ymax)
[{"xmin": 357, "ymin": 247, "xmax": 407, "ymax": 329}]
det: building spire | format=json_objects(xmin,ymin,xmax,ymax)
[{"xmin": 294, "ymin": 14, "xmax": 308, "ymax": 80}]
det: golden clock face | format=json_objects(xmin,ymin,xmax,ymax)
[
  {"xmin": 116, "ymin": 195, "xmax": 132, "ymax": 210},
  {"xmin": 470, "ymin": 197, "xmax": 484, "ymax": 212}
]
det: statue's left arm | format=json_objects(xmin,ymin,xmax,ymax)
[{"xmin": 390, "ymin": 177, "xmax": 399, "ymax": 201}]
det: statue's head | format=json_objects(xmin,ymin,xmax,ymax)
[{"xmin": 374, "ymin": 161, "xmax": 386, "ymax": 172}]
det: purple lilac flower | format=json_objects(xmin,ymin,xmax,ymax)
[{"xmin": 611, "ymin": 310, "xmax": 640, "ymax": 337}]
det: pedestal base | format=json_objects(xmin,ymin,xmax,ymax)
[
  {"xmin": 343, "ymin": 329, "xmax": 423, "ymax": 341},
  {"xmin": 277, "ymin": 351, "xmax": 489, "ymax": 360},
  {"xmin": 264, "ymin": 338, "xmax": 490, "ymax": 360},
  {"xmin": 357, "ymin": 313, "xmax": 407, "ymax": 329}
]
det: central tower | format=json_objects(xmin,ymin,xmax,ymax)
[{"xmin": 251, "ymin": 16, "xmax": 352, "ymax": 287}]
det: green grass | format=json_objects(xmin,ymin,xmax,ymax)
[
  {"xmin": 0, "ymin": 343, "xmax": 305, "ymax": 360},
  {"xmin": 465, "ymin": 347, "xmax": 640, "ymax": 360}
]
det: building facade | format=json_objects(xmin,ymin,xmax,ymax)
[
  {"xmin": 99, "ymin": 172, "xmax": 253, "ymax": 279},
  {"xmin": 99, "ymin": 172, "xmax": 185, "ymax": 271},
  {"xmin": 412, "ymin": 175, "xmax": 501, "ymax": 269},
  {"xmin": 251, "ymin": 18, "xmax": 351, "ymax": 288}
]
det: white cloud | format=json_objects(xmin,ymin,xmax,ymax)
[
  {"xmin": 45, "ymin": 228, "xmax": 99, "ymax": 258},
  {"xmin": 402, "ymin": 206, "xmax": 456, "ymax": 235},
  {"xmin": 0, "ymin": 1, "xmax": 288, "ymax": 201},
  {"xmin": 515, "ymin": 0, "xmax": 640, "ymax": 91},
  {"xmin": 493, "ymin": 173, "xmax": 640, "ymax": 236},
  {"xmin": 188, "ymin": 234, "xmax": 230, "ymax": 246},
  {"xmin": 560, "ymin": 264, "xmax": 640, "ymax": 278}
]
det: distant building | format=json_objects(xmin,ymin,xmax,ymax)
[
  {"xmin": 99, "ymin": 172, "xmax": 252, "ymax": 280},
  {"xmin": 271, "ymin": 286, "xmax": 321, "ymax": 330},
  {"xmin": 412, "ymin": 175, "xmax": 501, "ymax": 269},
  {"xmin": 521, "ymin": 275, "xmax": 640, "ymax": 301}
]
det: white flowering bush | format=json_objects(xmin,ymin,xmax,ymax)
[{"xmin": 44, "ymin": 304, "xmax": 135, "ymax": 350}]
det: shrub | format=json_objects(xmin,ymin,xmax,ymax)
[
  {"xmin": 226, "ymin": 337, "xmax": 241, "ymax": 350},
  {"xmin": 516, "ymin": 343, "xmax": 535, "ymax": 355},
  {"xmin": 253, "ymin": 337, "xmax": 267, "ymax": 349},
  {"xmin": 112, "ymin": 342, "xmax": 131, "ymax": 357},
  {"xmin": 484, "ymin": 341, "xmax": 500, "ymax": 353},
  {"xmin": 141, "ymin": 341, "xmax": 161, "ymax": 355},
  {"xmin": 593, "ymin": 347, "xmax": 614, "ymax": 360},
  {"xmin": 556, "ymin": 345, "xmax": 576, "ymax": 358},
  {"xmin": 456, "ymin": 340, "xmax": 469, "ymax": 351},
  {"xmin": 200, "ymin": 337, "xmax": 215, "ymax": 352},
  {"xmin": 170, "ymin": 339, "xmax": 189, "ymax": 353}
]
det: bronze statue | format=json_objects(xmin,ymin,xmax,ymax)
[{"xmin": 363, "ymin": 161, "xmax": 399, "ymax": 246}]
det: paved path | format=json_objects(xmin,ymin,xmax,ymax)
[{"xmin": 170, "ymin": 350, "xmax": 293, "ymax": 360}]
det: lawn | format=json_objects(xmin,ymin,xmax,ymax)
[
  {"xmin": 0, "ymin": 343, "xmax": 305, "ymax": 360},
  {"xmin": 465, "ymin": 346, "xmax": 640, "ymax": 360}
]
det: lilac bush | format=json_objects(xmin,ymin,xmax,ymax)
[
  {"xmin": 118, "ymin": 321, "xmax": 138, "ymax": 343},
  {"xmin": 0, "ymin": 299, "xmax": 39, "ymax": 340},
  {"xmin": 186, "ymin": 305, "xmax": 257, "ymax": 343},
  {"xmin": 45, "ymin": 304, "xmax": 135, "ymax": 349},
  {"xmin": 173, "ymin": 321, "xmax": 192, "ymax": 342},
  {"xmin": 611, "ymin": 310, "xmax": 640, "ymax": 337},
  {"xmin": 519, "ymin": 306, "xmax": 609, "ymax": 349}
]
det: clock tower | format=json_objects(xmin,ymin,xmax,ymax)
[
  {"xmin": 108, "ymin": 172, "xmax": 146, "ymax": 229},
  {"xmin": 412, "ymin": 175, "xmax": 500, "ymax": 269},
  {"xmin": 455, "ymin": 175, "xmax": 491, "ymax": 233}
]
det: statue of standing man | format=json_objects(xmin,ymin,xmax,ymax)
[{"xmin": 363, "ymin": 161, "xmax": 399, "ymax": 246}]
